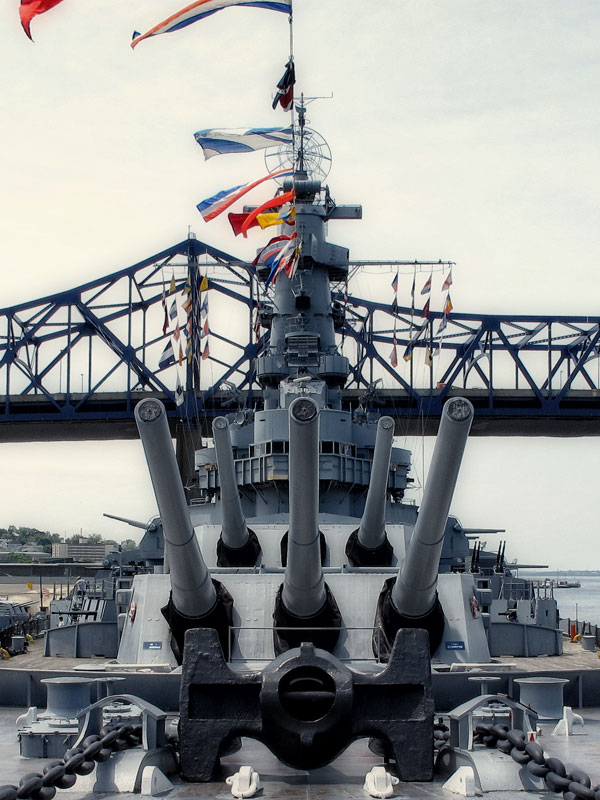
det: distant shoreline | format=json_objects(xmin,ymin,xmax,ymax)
[{"xmin": 515, "ymin": 570, "xmax": 600, "ymax": 576}]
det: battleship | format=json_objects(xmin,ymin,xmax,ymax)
[
  {"xmin": 2, "ymin": 105, "xmax": 600, "ymax": 799},
  {"xmin": 2, "ymin": 2, "xmax": 600, "ymax": 795}
]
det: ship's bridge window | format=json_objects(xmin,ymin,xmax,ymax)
[
  {"xmin": 321, "ymin": 441, "xmax": 334, "ymax": 454},
  {"xmin": 234, "ymin": 447, "xmax": 249, "ymax": 459},
  {"xmin": 272, "ymin": 441, "xmax": 287, "ymax": 454}
]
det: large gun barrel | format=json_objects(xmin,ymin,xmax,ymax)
[
  {"xmin": 103, "ymin": 513, "xmax": 158, "ymax": 531},
  {"xmin": 274, "ymin": 396, "xmax": 342, "ymax": 654},
  {"xmin": 358, "ymin": 415, "xmax": 395, "ymax": 548},
  {"xmin": 135, "ymin": 398, "xmax": 216, "ymax": 617},
  {"xmin": 135, "ymin": 399, "xmax": 233, "ymax": 661},
  {"xmin": 282, "ymin": 397, "xmax": 325, "ymax": 618},
  {"xmin": 212, "ymin": 417, "xmax": 261, "ymax": 566},
  {"xmin": 392, "ymin": 397, "xmax": 474, "ymax": 616},
  {"xmin": 375, "ymin": 397, "xmax": 474, "ymax": 656},
  {"xmin": 345, "ymin": 416, "xmax": 395, "ymax": 566}
]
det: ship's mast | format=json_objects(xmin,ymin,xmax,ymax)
[{"xmin": 295, "ymin": 95, "xmax": 307, "ymax": 177}]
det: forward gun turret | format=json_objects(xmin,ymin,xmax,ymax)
[
  {"xmin": 375, "ymin": 397, "xmax": 474, "ymax": 657},
  {"xmin": 134, "ymin": 398, "xmax": 233, "ymax": 662},
  {"xmin": 273, "ymin": 396, "xmax": 342, "ymax": 654}
]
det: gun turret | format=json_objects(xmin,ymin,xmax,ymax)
[
  {"xmin": 102, "ymin": 513, "xmax": 166, "ymax": 570},
  {"xmin": 345, "ymin": 416, "xmax": 395, "ymax": 566},
  {"xmin": 134, "ymin": 398, "xmax": 233, "ymax": 662},
  {"xmin": 273, "ymin": 396, "xmax": 342, "ymax": 654},
  {"xmin": 375, "ymin": 397, "xmax": 474, "ymax": 656},
  {"xmin": 212, "ymin": 416, "xmax": 261, "ymax": 566}
]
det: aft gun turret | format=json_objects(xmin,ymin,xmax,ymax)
[
  {"xmin": 375, "ymin": 397, "xmax": 474, "ymax": 656},
  {"xmin": 212, "ymin": 416, "xmax": 261, "ymax": 566},
  {"xmin": 345, "ymin": 416, "xmax": 395, "ymax": 566},
  {"xmin": 134, "ymin": 398, "xmax": 234, "ymax": 662},
  {"xmin": 273, "ymin": 396, "xmax": 342, "ymax": 654}
]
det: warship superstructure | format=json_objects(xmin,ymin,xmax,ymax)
[
  {"xmin": 4, "ymin": 130, "xmax": 600, "ymax": 799},
  {"xmin": 64, "ymin": 118, "xmax": 565, "ymax": 778}
]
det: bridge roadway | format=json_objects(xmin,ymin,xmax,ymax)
[{"xmin": 2, "ymin": 387, "xmax": 600, "ymax": 442}]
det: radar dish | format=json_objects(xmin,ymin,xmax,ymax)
[{"xmin": 265, "ymin": 127, "xmax": 332, "ymax": 184}]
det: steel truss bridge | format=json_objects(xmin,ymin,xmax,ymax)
[{"xmin": 2, "ymin": 235, "xmax": 600, "ymax": 443}]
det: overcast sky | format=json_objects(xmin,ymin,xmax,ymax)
[{"xmin": 1, "ymin": 1, "xmax": 600, "ymax": 568}]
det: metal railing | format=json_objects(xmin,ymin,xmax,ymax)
[{"xmin": 227, "ymin": 625, "xmax": 384, "ymax": 663}]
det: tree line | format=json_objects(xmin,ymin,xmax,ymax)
[{"xmin": 0, "ymin": 526, "xmax": 136, "ymax": 552}]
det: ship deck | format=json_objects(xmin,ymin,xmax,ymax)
[
  {"xmin": 3, "ymin": 640, "xmax": 600, "ymax": 796},
  {"xmin": 2, "ymin": 636, "xmax": 600, "ymax": 711},
  {"xmin": 3, "ymin": 704, "xmax": 600, "ymax": 799},
  {"xmin": 3, "ymin": 635, "xmax": 599, "ymax": 673}
]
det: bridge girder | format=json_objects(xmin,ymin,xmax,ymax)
[{"xmin": 2, "ymin": 236, "xmax": 600, "ymax": 441}]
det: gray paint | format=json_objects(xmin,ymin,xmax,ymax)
[
  {"xmin": 392, "ymin": 398, "xmax": 474, "ymax": 618},
  {"xmin": 212, "ymin": 416, "xmax": 249, "ymax": 549},
  {"xmin": 134, "ymin": 399, "xmax": 216, "ymax": 617},
  {"xmin": 282, "ymin": 397, "xmax": 326, "ymax": 618},
  {"xmin": 358, "ymin": 416, "xmax": 395, "ymax": 549}
]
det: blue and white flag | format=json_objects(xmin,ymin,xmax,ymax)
[
  {"xmin": 196, "ymin": 166, "xmax": 292, "ymax": 221},
  {"xmin": 196, "ymin": 183, "xmax": 246, "ymax": 220},
  {"xmin": 159, "ymin": 341, "xmax": 175, "ymax": 368},
  {"xmin": 132, "ymin": 0, "xmax": 292, "ymax": 49},
  {"xmin": 194, "ymin": 127, "xmax": 293, "ymax": 160},
  {"xmin": 169, "ymin": 298, "xmax": 178, "ymax": 321},
  {"xmin": 175, "ymin": 373, "xmax": 185, "ymax": 406}
]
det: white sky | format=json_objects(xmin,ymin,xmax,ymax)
[{"xmin": 1, "ymin": 1, "xmax": 600, "ymax": 568}]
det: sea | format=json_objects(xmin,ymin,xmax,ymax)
[{"xmin": 519, "ymin": 572, "xmax": 600, "ymax": 625}]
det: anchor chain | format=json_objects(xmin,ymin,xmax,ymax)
[
  {"xmin": 0, "ymin": 722, "xmax": 142, "ymax": 800},
  {"xmin": 474, "ymin": 722, "xmax": 600, "ymax": 799},
  {"xmin": 433, "ymin": 719, "xmax": 451, "ymax": 754}
]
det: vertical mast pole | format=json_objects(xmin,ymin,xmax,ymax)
[
  {"xmin": 288, "ymin": 1, "xmax": 296, "ymax": 173},
  {"xmin": 288, "ymin": 0, "xmax": 294, "ymax": 62},
  {"xmin": 187, "ymin": 240, "xmax": 200, "ymax": 394}
]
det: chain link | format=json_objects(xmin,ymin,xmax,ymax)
[
  {"xmin": 0, "ymin": 722, "xmax": 142, "ymax": 800},
  {"xmin": 474, "ymin": 722, "xmax": 600, "ymax": 799},
  {"xmin": 433, "ymin": 719, "xmax": 451, "ymax": 754},
  {"xmin": 4, "ymin": 714, "xmax": 594, "ymax": 797}
]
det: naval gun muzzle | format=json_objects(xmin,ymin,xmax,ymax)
[
  {"xmin": 273, "ymin": 396, "xmax": 342, "ymax": 655},
  {"xmin": 134, "ymin": 398, "xmax": 234, "ymax": 663},
  {"xmin": 345, "ymin": 415, "xmax": 395, "ymax": 566},
  {"xmin": 212, "ymin": 416, "xmax": 261, "ymax": 566},
  {"xmin": 375, "ymin": 397, "xmax": 474, "ymax": 657}
]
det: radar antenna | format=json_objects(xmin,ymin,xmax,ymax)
[{"xmin": 265, "ymin": 94, "xmax": 332, "ymax": 183}]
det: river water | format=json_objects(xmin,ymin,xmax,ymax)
[{"xmin": 520, "ymin": 572, "xmax": 600, "ymax": 625}]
